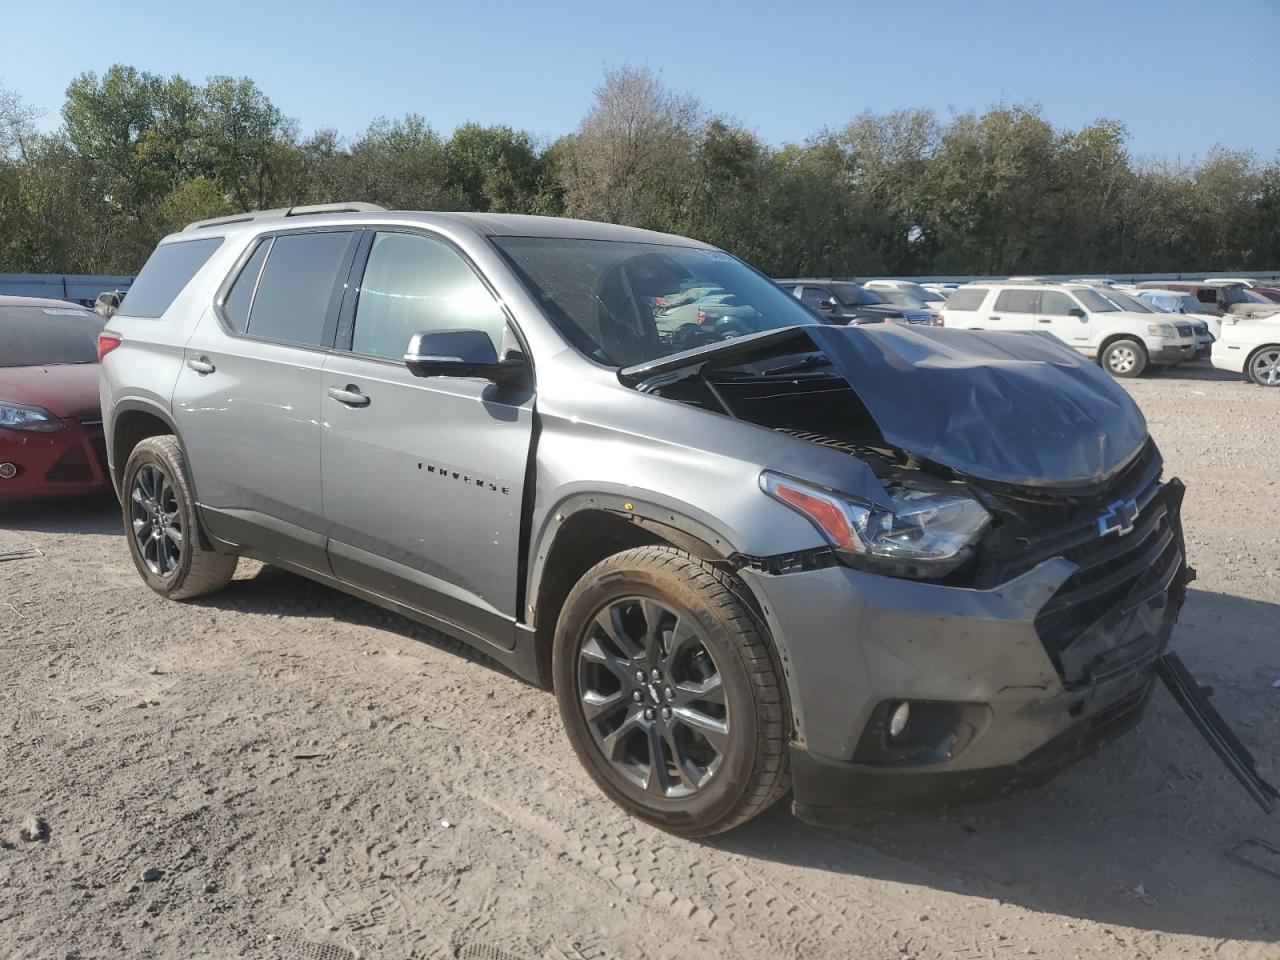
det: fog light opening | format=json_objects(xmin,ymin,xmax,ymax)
[
  {"xmin": 0, "ymin": 462, "xmax": 17, "ymax": 480},
  {"xmin": 888, "ymin": 701, "xmax": 911, "ymax": 740}
]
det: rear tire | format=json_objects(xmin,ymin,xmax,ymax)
[
  {"xmin": 553, "ymin": 546, "xmax": 790, "ymax": 836},
  {"xmin": 1100, "ymin": 338, "xmax": 1148, "ymax": 378},
  {"xmin": 122, "ymin": 436, "xmax": 237, "ymax": 600}
]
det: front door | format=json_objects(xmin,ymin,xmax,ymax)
[
  {"xmin": 174, "ymin": 228, "xmax": 359, "ymax": 571},
  {"xmin": 1038, "ymin": 289, "xmax": 1091, "ymax": 349},
  {"xmin": 320, "ymin": 230, "xmax": 534, "ymax": 650}
]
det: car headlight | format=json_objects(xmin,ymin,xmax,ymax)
[
  {"xmin": 0, "ymin": 401, "xmax": 63, "ymax": 432},
  {"xmin": 1148, "ymin": 323, "xmax": 1177, "ymax": 337},
  {"xmin": 761, "ymin": 471, "xmax": 991, "ymax": 578}
]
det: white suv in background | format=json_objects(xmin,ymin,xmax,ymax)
[{"xmin": 940, "ymin": 282, "xmax": 1197, "ymax": 378}]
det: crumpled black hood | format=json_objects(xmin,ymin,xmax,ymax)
[{"xmin": 804, "ymin": 324, "xmax": 1149, "ymax": 488}]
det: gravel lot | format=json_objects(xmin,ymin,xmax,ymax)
[{"xmin": 1, "ymin": 365, "xmax": 1277, "ymax": 960}]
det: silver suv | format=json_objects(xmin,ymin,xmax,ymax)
[{"xmin": 100, "ymin": 204, "xmax": 1193, "ymax": 835}]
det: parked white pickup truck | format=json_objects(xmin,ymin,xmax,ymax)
[{"xmin": 939, "ymin": 281, "xmax": 1197, "ymax": 377}]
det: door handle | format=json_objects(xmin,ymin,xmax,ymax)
[
  {"xmin": 186, "ymin": 357, "xmax": 215, "ymax": 375},
  {"xmin": 988, "ymin": 316, "xmax": 1000, "ymax": 322},
  {"xmin": 328, "ymin": 385, "xmax": 370, "ymax": 408},
  {"xmin": 1037, "ymin": 318, "xmax": 1052, "ymax": 324}
]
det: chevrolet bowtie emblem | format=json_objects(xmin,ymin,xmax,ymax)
[{"xmin": 1097, "ymin": 498, "xmax": 1140, "ymax": 537}]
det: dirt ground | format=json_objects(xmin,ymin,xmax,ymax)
[{"xmin": 1, "ymin": 364, "xmax": 1277, "ymax": 960}]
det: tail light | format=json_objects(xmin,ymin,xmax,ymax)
[
  {"xmin": 97, "ymin": 332, "xmax": 122, "ymax": 362},
  {"xmin": 696, "ymin": 310, "xmax": 706, "ymax": 325},
  {"xmin": 932, "ymin": 313, "xmax": 944, "ymax": 327}
]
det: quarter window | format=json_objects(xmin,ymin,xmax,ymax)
[
  {"xmin": 222, "ymin": 239, "xmax": 270, "ymax": 334},
  {"xmin": 121, "ymin": 237, "xmax": 224, "ymax": 318},
  {"xmin": 944, "ymin": 287, "xmax": 986, "ymax": 310},
  {"xmin": 1039, "ymin": 291, "xmax": 1077, "ymax": 315},
  {"xmin": 351, "ymin": 232, "xmax": 508, "ymax": 361},
  {"xmin": 244, "ymin": 231, "xmax": 354, "ymax": 347},
  {"xmin": 993, "ymin": 289, "xmax": 1039, "ymax": 313}
]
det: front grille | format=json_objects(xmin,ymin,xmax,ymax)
[
  {"xmin": 1175, "ymin": 322, "xmax": 1193, "ymax": 337},
  {"xmin": 973, "ymin": 441, "xmax": 1184, "ymax": 682},
  {"xmin": 45, "ymin": 443, "xmax": 93, "ymax": 483},
  {"xmin": 1033, "ymin": 504, "xmax": 1181, "ymax": 668}
]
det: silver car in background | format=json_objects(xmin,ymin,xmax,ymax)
[{"xmin": 99, "ymin": 204, "xmax": 1199, "ymax": 835}]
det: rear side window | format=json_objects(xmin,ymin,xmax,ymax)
[
  {"xmin": 221, "ymin": 239, "xmax": 270, "ymax": 334},
  {"xmin": 945, "ymin": 287, "xmax": 986, "ymax": 310},
  {"xmin": 350, "ymin": 232, "xmax": 508, "ymax": 360},
  {"xmin": 121, "ymin": 237, "xmax": 223, "ymax": 318},
  {"xmin": 993, "ymin": 289, "xmax": 1038, "ymax": 313},
  {"xmin": 245, "ymin": 231, "xmax": 355, "ymax": 347}
]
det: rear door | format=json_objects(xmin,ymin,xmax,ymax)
[
  {"xmin": 320, "ymin": 229, "xmax": 534, "ymax": 650},
  {"xmin": 989, "ymin": 288, "xmax": 1039, "ymax": 331},
  {"xmin": 173, "ymin": 228, "xmax": 360, "ymax": 571}
]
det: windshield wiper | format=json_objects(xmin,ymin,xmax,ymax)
[{"xmin": 761, "ymin": 353, "xmax": 833, "ymax": 376}]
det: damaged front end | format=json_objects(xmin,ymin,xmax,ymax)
[{"xmin": 621, "ymin": 324, "xmax": 1276, "ymax": 816}]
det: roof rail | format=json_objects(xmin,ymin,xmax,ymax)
[{"xmin": 183, "ymin": 202, "xmax": 387, "ymax": 231}]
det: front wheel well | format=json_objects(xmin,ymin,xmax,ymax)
[{"xmin": 531, "ymin": 510, "xmax": 666, "ymax": 688}]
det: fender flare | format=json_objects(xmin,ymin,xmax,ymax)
[
  {"xmin": 105, "ymin": 397, "xmax": 181, "ymax": 486},
  {"xmin": 526, "ymin": 491, "xmax": 740, "ymax": 611}
]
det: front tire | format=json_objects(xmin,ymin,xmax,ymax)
[
  {"xmin": 122, "ymin": 436, "xmax": 237, "ymax": 600},
  {"xmin": 1101, "ymin": 338, "xmax": 1148, "ymax": 378},
  {"xmin": 553, "ymin": 546, "xmax": 790, "ymax": 836},
  {"xmin": 1246, "ymin": 345, "xmax": 1280, "ymax": 386}
]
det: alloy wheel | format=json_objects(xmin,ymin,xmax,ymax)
[
  {"xmin": 130, "ymin": 463, "xmax": 183, "ymax": 577},
  {"xmin": 1108, "ymin": 345, "xmax": 1138, "ymax": 373},
  {"xmin": 576, "ymin": 597, "xmax": 729, "ymax": 799},
  {"xmin": 1251, "ymin": 348, "xmax": 1280, "ymax": 385}
]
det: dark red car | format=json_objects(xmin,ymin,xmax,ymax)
[{"xmin": 0, "ymin": 296, "xmax": 110, "ymax": 501}]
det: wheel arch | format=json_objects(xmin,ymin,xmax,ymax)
[
  {"xmin": 526, "ymin": 495, "xmax": 760, "ymax": 690},
  {"xmin": 1097, "ymin": 332, "xmax": 1148, "ymax": 358},
  {"xmin": 108, "ymin": 399, "xmax": 181, "ymax": 496}
]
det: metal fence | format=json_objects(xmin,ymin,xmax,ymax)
[{"xmin": 0, "ymin": 274, "xmax": 134, "ymax": 307}]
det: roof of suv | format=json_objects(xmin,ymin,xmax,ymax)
[{"xmin": 180, "ymin": 203, "xmax": 708, "ymax": 248}]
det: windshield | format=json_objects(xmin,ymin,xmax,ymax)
[
  {"xmin": 1100, "ymin": 290, "xmax": 1152, "ymax": 313},
  {"xmin": 889, "ymin": 281, "xmax": 938, "ymax": 302},
  {"xmin": 0, "ymin": 305, "xmax": 104, "ymax": 367},
  {"xmin": 873, "ymin": 287, "xmax": 931, "ymax": 310},
  {"xmin": 492, "ymin": 238, "xmax": 825, "ymax": 365},
  {"xmin": 1073, "ymin": 288, "xmax": 1119, "ymax": 312}
]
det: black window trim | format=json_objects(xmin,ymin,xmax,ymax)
[
  {"xmin": 211, "ymin": 225, "xmax": 363, "ymax": 354},
  {"xmin": 331, "ymin": 224, "xmax": 531, "ymax": 373}
]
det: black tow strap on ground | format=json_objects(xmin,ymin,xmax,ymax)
[{"xmin": 1157, "ymin": 652, "xmax": 1279, "ymax": 814}]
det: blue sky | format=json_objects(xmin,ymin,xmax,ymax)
[{"xmin": 5, "ymin": 0, "xmax": 1278, "ymax": 161}]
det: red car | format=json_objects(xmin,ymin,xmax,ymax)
[{"xmin": 0, "ymin": 296, "xmax": 110, "ymax": 501}]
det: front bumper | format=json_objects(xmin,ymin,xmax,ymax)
[
  {"xmin": 1211, "ymin": 339, "xmax": 1247, "ymax": 374},
  {"xmin": 738, "ymin": 482, "xmax": 1188, "ymax": 822},
  {"xmin": 1149, "ymin": 339, "xmax": 1197, "ymax": 364},
  {"xmin": 0, "ymin": 420, "xmax": 110, "ymax": 501}
]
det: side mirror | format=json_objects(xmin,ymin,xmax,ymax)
[
  {"xmin": 404, "ymin": 329, "xmax": 528, "ymax": 385},
  {"xmin": 1067, "ymin": 307, "xmax": 1086, "ymax": 318}
]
